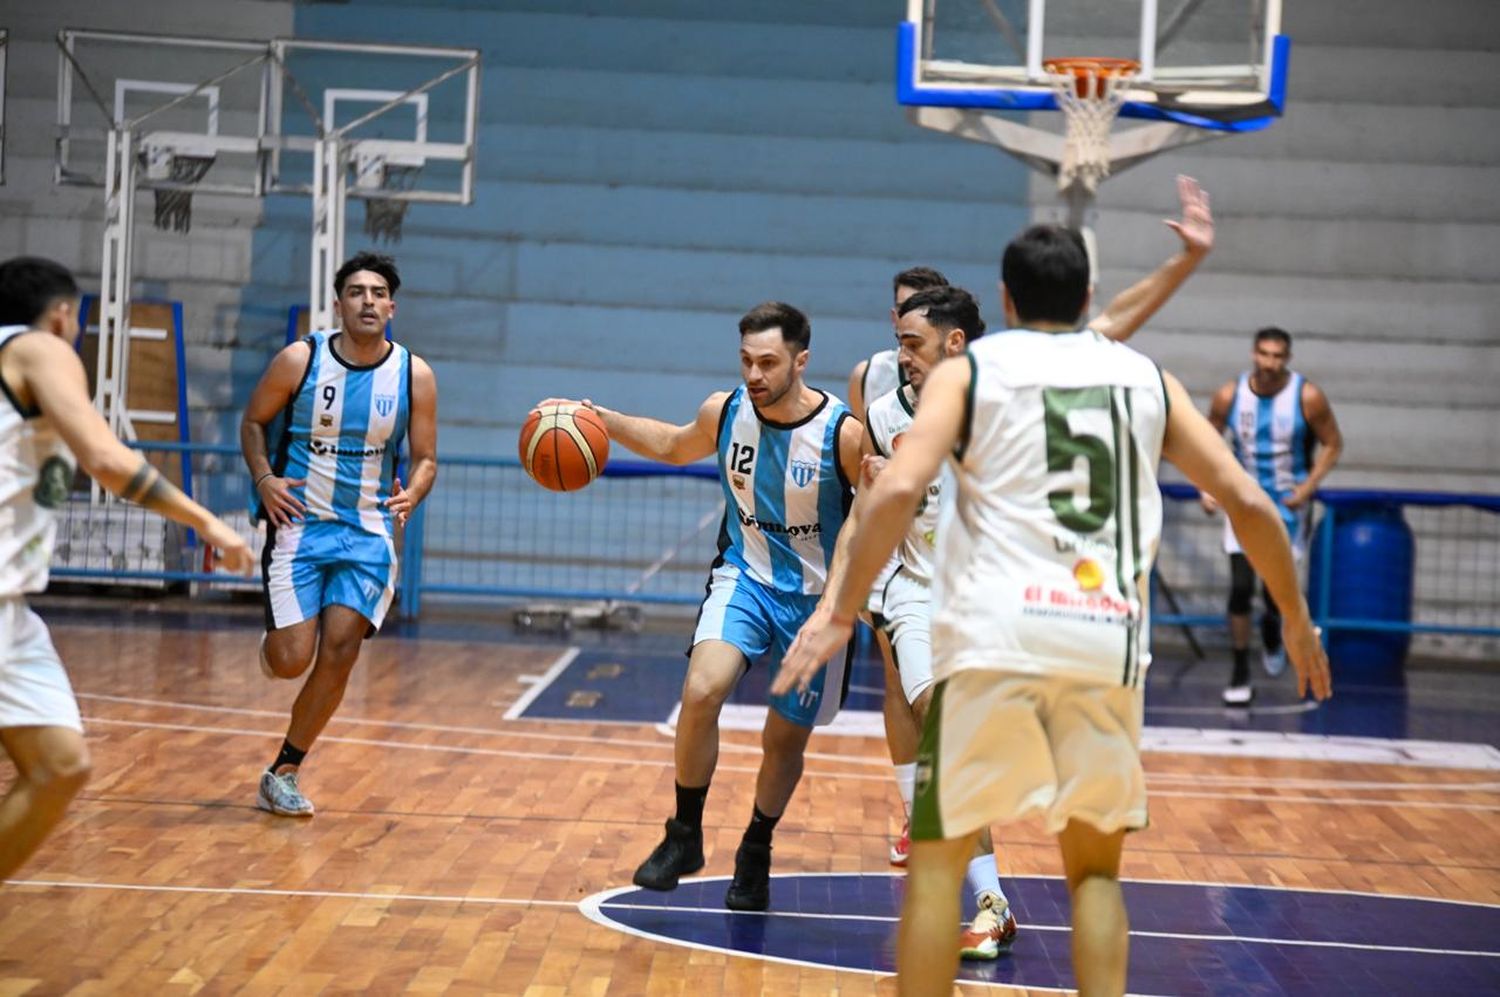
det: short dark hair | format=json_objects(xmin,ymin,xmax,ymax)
[
  {"xmin": 1255, "ymin": 326, "xmax": 1292, "ymax": 350},
  {"xmin": 892, "ymin": 266, "xmax": 949, "ymax": 298},
  {"xmin": 1000, "ymin": 225, "xmax": 1090, "ymax": 326},
  {"xmin": 739, "ymin": 301, "xmax": 810, "ymax": 353},
  {"xmin": 334, "ymin": 252, "xmax": 400, "ymax": 296},
  {"xmin": 897, "ymin": 286, "xmax": 986, "ymax": 344},
  {"xmin": 0, "ymin": 256, "xmax": 80, "ymax": 327}
]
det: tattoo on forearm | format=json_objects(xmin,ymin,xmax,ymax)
[
  {"xmin": 123, "ymin": 462, "xmax": 156, "ymax": 503},
  {"xmin": 123, "ymin": 460, "xmax": 183, "ymax": 512}
]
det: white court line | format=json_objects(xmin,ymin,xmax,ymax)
[
  {"xmin": 502, "ymin": 646, "xmax": 581, "ymax": 720},
  {"xmin": 80, "ymin": 716, "xmax": 892, "ymax": 784},
  {"xmin": 90, "ymin": 692, "xmax": 1498, "ymax": 787},
  {"xmin": 75, "ymin": 691, "xmax": 889, "ymax": 768},
  {"xmin": 3, "ymin": 878, "xmax": 578, "ymax": 909},
  {"xmin": 77, "ymin": 696, "xmax": 1500, "ymax": 773},
  {"xmin": 1146, "ymin": 702, "xmax": 1319, "ymax": 716},
  {"xmin": 1144, "ymin": 773, "xmax": 1500, "ymax": 792},
  {"xmin": 590, "ymin": 899, "xmax": 1500, "ymax": 960},
  {"xmin": 78, "ymin": 715, "xmax": 1500, "ymax": 809},
  {"xmin": 1147, "ymin": 789, "xmax": 1500, "ymax": 812}
]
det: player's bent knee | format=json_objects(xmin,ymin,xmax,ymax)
[
  {"xmin": 32, "ymin": 747, "xmax": 92, "ymax": 798},
  {"xmin": 266, "ymin": 644, "xmax": 314, "ymax": 679},
  {"xmin": 680, "ymin": 673, "xmax": 734, "ymax": 714}
]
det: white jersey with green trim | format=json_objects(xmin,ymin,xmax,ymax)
[
  {"xmin": 0, "ymin": 326, "xmax": 78, "ymax": 596},
  {"xmin": 865, "ymin": 383, "xmax": 941, "ymax": 583},
  {"xmin": 859, "ymin": 349, "xmax": 901, "ymax": 417},
  {"xmin": 931, "ymin": 329, "xmax": 1168, "ymax": 689}
]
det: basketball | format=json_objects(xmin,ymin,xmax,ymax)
[{"xmin": 519, "ymin": 401, "xmax": 610, "ymax": 492}]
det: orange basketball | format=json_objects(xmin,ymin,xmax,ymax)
[{"xmin": 520, "ymin": 402, "xmax": 610, "ymax": 492}]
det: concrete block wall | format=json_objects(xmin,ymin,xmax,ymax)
[
  {"xmin": 2, "ymin": 1, "xmax": 1495, "ymax": 493},
  {"xmin": 0, "ymin": 0, "xmax": 294, "ymax": 432}
]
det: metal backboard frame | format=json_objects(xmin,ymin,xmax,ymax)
[
  {"xmin": 50, "ymin": 28, "xmax": 480, "ymax": 445},
  {"xmin": 900, "ymin": 0, "xmax": 1288, "ymax": 132},
  {"xmin": 1, "ymin": 29, "xmax": 8, "ymax": 185}
]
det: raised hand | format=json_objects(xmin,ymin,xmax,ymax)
[{"xmin": 1164, "ymin": 175, "xmax": 1213, "ymax": 256}]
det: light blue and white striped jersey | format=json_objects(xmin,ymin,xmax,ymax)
[
  {"xmin": 1226, "ymin": 371, "xmax": 1310, "ymax": 526},
  {"xmin": 270, "ymin": 330, "xmax": 411, "ymax": 539},
  {"xmin": 715, "ymin": 385, "xmax": 853, "ymax": 596}
]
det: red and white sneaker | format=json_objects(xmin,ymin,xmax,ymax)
[
  {"xmin": 889, "ymin": 818, "xmax": 910, "ymax": 867},
  {"xmin": 959, "ymin": 892, "xmax": 1018, "ymax": 959}
]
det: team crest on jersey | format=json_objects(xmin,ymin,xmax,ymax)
[
  {"xmin": 789, "ymin": 458, "xmax": 818, "ymax": 488},
  {"xmin": 732, "ymin": 474, "xmax": 746, "ymax": 491},
  {"xmin": 374, "ymin": 394, "xmax": 397, "ymax": 418},
  {"xmin": 32, "ymin": 456, "xmax": 72, "ymax": 510},
  {"xmin": 319, "ymin": 414, "xmax": 334, "ymax": 428}
]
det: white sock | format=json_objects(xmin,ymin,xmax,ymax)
[
  {"xmin": 965, "ymin": 854, "xmax": 1007, "ymax": 908},
  {"xmin": 893, "ymin": 762, "xmax": 917, "ymax": 815}
]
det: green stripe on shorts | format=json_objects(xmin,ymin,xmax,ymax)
[{"xmin": 911, "ymin": 677, "xmax": 947, "ymax": 840}]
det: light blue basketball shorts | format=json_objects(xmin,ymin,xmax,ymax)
[
  {"xmin": 692, "ymin": 560, "xmax": 849, "ymax": 728},
  {"xmin": 262, "ymin": 519, "xmax": 398, "ymax": 633}
]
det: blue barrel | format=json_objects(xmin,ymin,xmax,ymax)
[{"xmin": 1308, "ymin": 502, "xmax": 1414, "ymax": 685}]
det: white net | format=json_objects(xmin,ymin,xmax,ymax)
[
  {"xmin": 145, "ymin": 153, "xmax": 216, "ymax": 234},
  {"xmin": 1045, "ymin": 59, "xmax": 1138, "ymax": 194},
  {"xmin": 362, "ymin": 162, "xmax": 423, "ymax": 244}
]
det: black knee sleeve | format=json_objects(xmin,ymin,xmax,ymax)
[{"xmin": 1227, "ymin": 554, "xmax": 1255, "ymax": 615}]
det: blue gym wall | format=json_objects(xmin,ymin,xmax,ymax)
[{"xmin": 240, "ymin": 1, "xmax": 1032, "ymax": 455}]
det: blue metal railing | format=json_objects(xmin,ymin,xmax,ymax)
[{"xmin": 46, "ymin": 444, "xmax": 1500, "ymax": 657}]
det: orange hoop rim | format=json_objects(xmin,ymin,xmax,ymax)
[{"xmin": 1043, "ymin": 57, "xmax": 1141, "ymax": 79}]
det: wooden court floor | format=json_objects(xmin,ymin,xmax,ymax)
[{"xmin": 2, "ymin": 616, "xmax": 1497, "ymax": 995}]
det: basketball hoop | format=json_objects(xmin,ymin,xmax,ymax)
[
  {"xmin": 1044, "ymin": 57, "xmax": 1139, "ymax": 193},
  {"xmin": 355, "ymin": 154, "xmax": 424, "ymax": 244},
  {"xmin": 139, "ymin": 146, "xmax": 216, "ymax": 234}
]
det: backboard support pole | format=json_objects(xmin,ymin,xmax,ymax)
[{"xmin": 310, "ymin": 136, "xmax": 348, "ymax": 334}]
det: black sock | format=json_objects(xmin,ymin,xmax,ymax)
[
  {"xmin": 743, "ymin": 805, "xmax": 781, "ymax": 847},
  {"xmin": 1261, "ymin": 616, "xmax": 1283, "ymax": 653},
  {"xmin": 271, "ymin": 739, "xmax": 306, "ymax": 774},
  {"xmin": 674, "ymin": 782, "xmax": 709, "ymax": 831},
  {"xmin": 1230, "ymin": 649, "xmax": 1250, "ymax": 687}
]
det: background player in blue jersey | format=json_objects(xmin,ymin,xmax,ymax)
[
  {"xmin": 1205, "ymin": 327, "xmax": 1342, "ymax": 705},
  {"xmin": 549, "ymin": 302, "xmax": 863, "ymax": 911},
  {"xmin": 240, "ymin": 252, "xmax": 438, "ymax": 816}
]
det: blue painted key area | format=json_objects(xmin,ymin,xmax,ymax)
[{"xmin": 587, "ymin": 874, "xmax": 1500, "ymax": 995}]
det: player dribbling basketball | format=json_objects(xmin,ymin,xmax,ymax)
[{"xmin": 544, "ymin": 301, "xmax": 863, "ymax": 913}]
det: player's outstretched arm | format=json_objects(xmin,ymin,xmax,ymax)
[
  {"xmin": 16, "ymin": 334, "xmax": 254, "ymax": 575},
  {"xmin": 1161, "ymin": 371, "xmax": 1331, "ymax": 701},
  {"xmin": 1285, "ymin": 382, "xmax": 1343, "ymax": 509},
  {"xmin": 386, "ymin": 356, "xmax": 438, "ymax": 525},
  {"xmin": 1198, "ymin": 380, "xmax": 1236, "ymax": 514},
  {"xmin": 571, "ymin": 392, "xmax": 726, "ymax": 466},
  {"xmin": 241, "ymin": 342, "xmax": 312, "ymax": 528},
  {"xmin": 774, "ymin": 359, "xmax": 967, "ymax": 696},
  {"xmin": 1089, "ymin": 175, "xmax": 1213, "ymax": 343}
]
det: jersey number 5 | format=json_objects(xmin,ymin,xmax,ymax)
[{"xmin": 1044, "ymin": 386, "xmax": 1115, "ymax": 534}]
